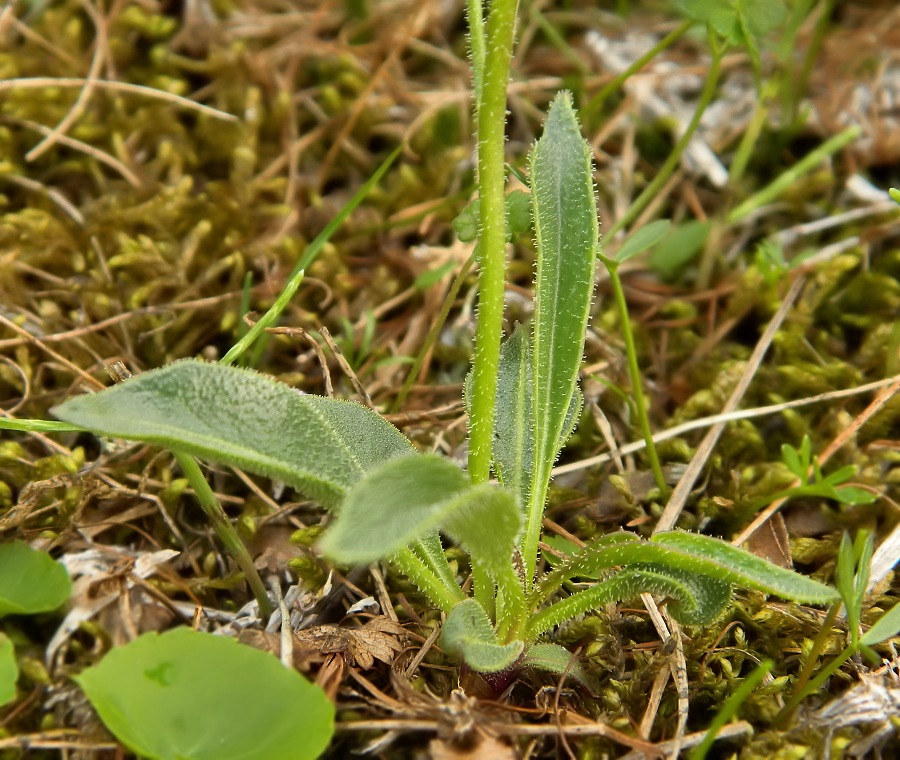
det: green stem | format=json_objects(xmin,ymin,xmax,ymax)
[
  {"xmin": 777, "ymin": 602, "xmax": 840, "ymax": 726},
  {"xmin": 466, "ymin": 0, "xmax": 486, "ymax": 105},
  {"xmin": 467, "ymin": 0, "xmax": 519, "ymax": 485},
  {"xmin": 600, "ymin": 258, "xmax": 668, "ymax": 499},
  {"xmin": 174, "ymin": 451, "xmax": 273, "ymax": 618},
  {"xmin": 391, "ymin": 547, "xmax": 463, "ymax": 613},
  {"xmin": 605, "ymin": 35, "xmax": 724, "ymax": 239},
  {"xmin": 585, "ymin": 19, "xmax": 692, "ymax": 118},
  {"xmin": 776, "ymin": 644, "xmax": 856, "ymax": 725},
  {"xmin": 727, "ymin": 125, "xmax": 861, "ymax": 224}
]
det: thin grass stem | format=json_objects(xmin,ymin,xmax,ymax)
[{"xmin": 174, "ymin": 451, "xmax": 273, "ymax": 618}]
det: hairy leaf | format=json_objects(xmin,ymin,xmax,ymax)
[
  {"xmin": 526, "ymin": 565, "xmax": 729, "ymax": 639},
  {"xmin": 651, "ymin": 532, "xmax": 838, "ymax": 605},
  {"xmin": 469, "ymin": 324, "xmax": 581, "ymax": 511},
  {"xmin": 53, "ymin": 360, "xmax": 413, "ymax": 508},
  {"xmin": 525, "ymin": 91, "xmax": 597, "ymax": 575},
  {"xmin": 441, "ymin": 599, "xmax": 524, "ymax": 673},
  {"xmin": 521, "ymin": 643, "xmax": 593, "ymax": 690},
  {"xmin": 321, "ymin": 455, "xmax": 521, "ymax": 583}
]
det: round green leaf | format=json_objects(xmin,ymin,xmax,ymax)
[
  {"xmin": 76, "ymin": 628, "xmax": 334, "ymax": 760},
  {"xmin": 0, "ymin": 541, "xmax": 71, "ymax": 617},
  {"xmin": 0, "ymin": 634, "xmax": 17, "ymax": 706}
]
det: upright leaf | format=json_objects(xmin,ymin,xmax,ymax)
[
  {"xmin": 491, "ymin": 325, "xmax": 533, "ymax": 507},
  {"xmin": 53, "ymin": 360, "xmax": 413, "ymax": 508},
  {"xmin": 470, "ymin": 324, "xmax": 581, "ymax": 512},
  {"xmin": 524, "ymin": 91, "xmax": 597, "ymax": 579}
]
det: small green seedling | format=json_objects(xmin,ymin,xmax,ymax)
[
  {"xmin": 75, "ymin": 628, "xmax": 334, "ymax": 760},
  {"xmin": 778, "ymin": 531, "xmax": 900, "ymax": 723},
  {"xmin": 779, "ymin": 435, "xmax": 877, "ymax": 506},
  {"xmin": 50, "ymin": 95, "xmax": 839, "ymax": 682}
]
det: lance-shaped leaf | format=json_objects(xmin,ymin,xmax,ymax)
[
  {"xmin": 489, "ymin": 325, "xmax": 582, "ymax": 511},
  {"xmin": 651, "ymin": 531, "xmax": 838, "ymax": 605},
  {"xmin": 526, "ymin": 564, "xmax": 733, "ymax": 639},
  {"xmin": 441, "ymin": 599, "xmax": 524, "ymax": 673},
  {"xmin": 524, "ymin": 92, "xmax": 597, "ymax": 575},
  {"xmin": 533, "ymin": 530, "xmax": 837, "ymax": 616},
  {"xmin": 320, "ymin": 454, "xmax": 521, "ymax": 583},
  {"xmin": 52, "ymin": 360, "xmax": 413, "ymax": 508}
]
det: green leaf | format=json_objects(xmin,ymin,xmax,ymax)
[
  {"xmin": 525, "ymin": 91, "xmax": 597, "ymax": 575},
  {"xmin": 521, "ymin": 643, "xmax": 593, "ymax": 690},
  {"xmin": 441, "ymin": 599, "xmax": 524, "ymax": 673},
  {"xmin": 676, "ymin": 0, "xmax": 787, "ymax": 52},
  {"xmin": 781, "ymin": 442, "xmax": 803, "ymax": 479},
  {"xmin": 0, "ymin": 541, "xmax": 71, "ymax": 617},
  {"xmin": 470, "ymin": 325, "xmax": 581, "ymax": 512},
  {"xmin": 321, "ymin": 454, "xmax": 467, "ymax": 563},
  {"xmin": 505, "ymin": 189, "xmax": 533, "ymax": 237},
  {"xmin": 833, "ymin": 486, "xmax": 878, "ymax": 506},
  {"xmin": 648, "ymin": 220, "xmax": 709, "ymax": 280},
  {"xmin": 76, "ymin": 628, "xmax": 334, "ymax": 760},
  {"xmin": 452, "ymin": 199, "xmax": 479, "ymax": 243},
  {"xmin": 321, "ymin": 454, "xmax": 521, "ymax": 583},
  {"xmin": 614, "ymin": 219, "xmax": 671, "ymax": 264},
  {"xmin": 452, "ymin": 189, "xmax": 533, "ymax": 244},
  {"xmin": 527, "ymin": 564, "xmax": 731, "ymax": 639},
  {"xmin": 861, "ymin": 603, "xmax": 900, "ymax": 647},
  {"xmin": 530, "ymin": 92, "xmax": 596, "ymax": 476},
  {"xmin": 890, "ymin": 188, "xmax": 900, "ymax": 204},
  {"xmin": 491, "ymin": 325, "xmax": 533, "ymax": 508},
  {"xmin": 651, "ymin": 531, "xmax": 838, "ymax": 605},
  {"xmin": 629, "ymin": 563, "xmax": 733, "ymax": 625},
  {"xmin": 0, "ymin": 635, "xmax": 17, "ymax": 707},
  {"xmin": 53, "ymin": 360, "xmax": 413, "ymax": 509}
]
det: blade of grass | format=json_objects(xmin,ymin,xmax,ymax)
[{"xmin": 220, "ymin": 147, "xmax": 401, "ymax": 367}]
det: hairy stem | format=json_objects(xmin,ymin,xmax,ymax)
[{"xmin": 467, "ymin": 0, "xmax": 519, "ymax": 484}]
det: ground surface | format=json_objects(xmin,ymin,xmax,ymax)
[{"xmin": 0, "ymin": 0, "xmax": 899, "ymax": 758}]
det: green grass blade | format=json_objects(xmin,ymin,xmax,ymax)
[
  {"xmin": 52, "ymin": 360, "xmax": 413, "ymax": 508},
  {"xmin": 689, "ymin": 659, "xmax": 774, "ymax": 760}
]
